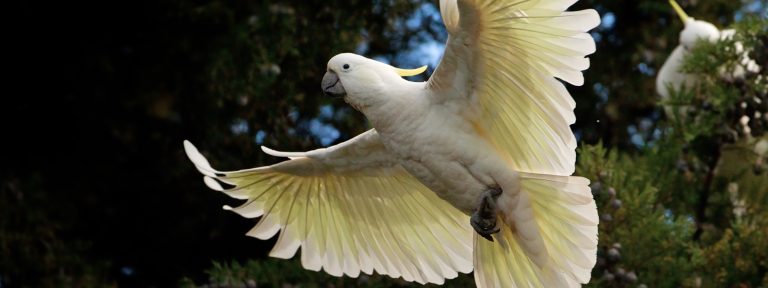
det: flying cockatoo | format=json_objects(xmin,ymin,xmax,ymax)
[
  {"xmin": 657, "ymin": 0, "xmax": 761, "ymax": 119},
  {"xmin": 185, "ymin": 0, "xmax": 600, "ymax": 286}
]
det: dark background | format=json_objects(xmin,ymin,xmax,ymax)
[{"xmin": 2, "ymin": 0, "xmax": 762, "ymax": 287}]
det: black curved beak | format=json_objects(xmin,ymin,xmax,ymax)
[{"xmin": 322, "ymin": 71, "xmax": 346, "ymax": 97}]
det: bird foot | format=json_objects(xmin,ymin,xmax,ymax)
[{"xmin": 471, "ymin": 187, "xmax": 502, "ymax": 242}]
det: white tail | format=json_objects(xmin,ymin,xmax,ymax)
[{"xmin": 475, "ymin": 173, "xmax": 598, "ymax": 287}]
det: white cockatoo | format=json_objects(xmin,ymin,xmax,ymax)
[
  {"xmin": 185, "ymin": 0, "xmax": 600, "ymax": 286},
  {"xmin": 656, "ymin": 0, "xmax": 761, "ymax": 118}
]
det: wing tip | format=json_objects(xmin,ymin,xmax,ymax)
[
  {"xmin": 182, "ymin": 139, "xmax": 198, "ymax": 160},
  {"xmin": 261, "ymin": 145, "xmax": 306, "ymax": 159},
  {"xmin": 183, "ymin": 140, "xmax": 218, "ymax": 177},
  {"xmin": 585, "ymin": 9, "xmax": 601, "ymax": 31},
  {"xmin": 260, "ymin": 145, "xmax": 279, "ymax": 155},
  {"xmin": 203, "ymin": 176, "xmax": 224, "ymax": 191}
]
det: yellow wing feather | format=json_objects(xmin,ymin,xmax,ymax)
[
  {"xmin": 184, "ymin": 140, "xmax": 473, "ymax": 284},
  {"xmin": 475, "ymin": 174, "xmax": 598, "ymax": 287},
  {"xmin": 433, "ymin": 1, "xmax": 600, "ymax": 286},
  {"xmin": 431, "ymin": 0, "xmax": 599, "ymax": 176}
]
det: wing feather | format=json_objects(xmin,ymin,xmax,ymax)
[
  {"xmin": 184, "ymin": 131, "xmax": 473, "ymax": 284},
  {"xmin": 474, "ymin": 174, "xmax": 597, "ymax": 287},
  {"xmin": 430, "ymin": 1, "xmax": 599, "ymax": 286},
  {"xmin": 429, "ymin": 0, "xmax": 599, "ymax": 176}
]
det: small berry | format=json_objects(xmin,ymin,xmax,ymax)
[
  {"xmin": 607, "ymin": 248, "xmax": 621, "ymax": 261},
  {"xmin": 611, "ymin": 199, "xmax": 622, "ymax": 209},
  {"xmin": 754, "ymin": 163, "xmax": 765, "ymax": 174},
  {"xmin": 602, "ymin": 272, "xmax": 615, "ymax": 282},
  {"xmin": 591, "ymin": 182, "xmax": 603, "ymax": 195},
  {"xmin": 626, "ymin": 271, "xmax": 638, "ymax": 283}
]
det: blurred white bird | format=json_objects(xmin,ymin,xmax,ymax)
[
  {"xmin": 656, "ymin": 0, "xmax": 761, "ymax": 119},
  {"xmin": 185, "ymin": 0, "xmax": 600, "ymax": 287}
]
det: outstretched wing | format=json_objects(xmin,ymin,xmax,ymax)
[
  {"xmin": 429, "ymin": 0, "xmax": 600, "ymax": 176},
  {"xmin": 184, "ymin": 129, "xmax": 473, "ymax": 284}
]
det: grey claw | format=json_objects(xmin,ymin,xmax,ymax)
[
  {"xmin": 471, "ymin": 213, "xmax": 498, "ymax": 242},
  {"xmin": 471, "ymin": 187, "xmax": 503, "ymax": 242},
  {"xmin": 479, "ymin": 231, "xmax": 495, "ymax": 242}
]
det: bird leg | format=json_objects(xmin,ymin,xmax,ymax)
[{"xmin": 471, "ymin": 186, "xmax": 502, "ymax": 242}]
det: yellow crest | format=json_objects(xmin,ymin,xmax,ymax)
[
  {"xmin": 395, "ymin": 65, "xmax": 428, "ymax": 77},
  {"xmin": 669, "ymin": 0, "xmax": 690, "ymax": 23}
]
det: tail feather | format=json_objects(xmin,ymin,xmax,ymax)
[{"xmin": 475, "ymin": 173, "xmax": 598, "ymax": 287}]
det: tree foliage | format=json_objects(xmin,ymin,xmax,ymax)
[{"xmin": 579, "ymin": 16, "xmax": 768, "ymax": 287}]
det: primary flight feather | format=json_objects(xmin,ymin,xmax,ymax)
[{"xmin": 185, "ymin": 0, "xmax": 600, "ymax": 287}]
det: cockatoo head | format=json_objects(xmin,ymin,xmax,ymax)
[
  {"xmin": 679, "ymin": 20, "xmax": 720, "ymax": 49},
  {"xmin": 322, "ymin": 53, "xmax": 426, "ymax": 111},
  {"xmin": 669, "ymin": 0, "xmax": 720, "ymax": 50}
]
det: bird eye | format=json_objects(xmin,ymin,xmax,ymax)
[{"xmin": 343, "ymin": 64, "xmax": 350, "ymax": 70}]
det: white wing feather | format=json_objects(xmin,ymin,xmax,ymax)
[
  {"xmin": 430, "ymin": 0, "xmax": 600, "ymax": 176},
  {"xmin": 184, "ymin": 129, "xmax": 473, "ymax": 284},
  {"xmin": 431, "ymin": 1, "xmax": 600, "ymax": 287}
]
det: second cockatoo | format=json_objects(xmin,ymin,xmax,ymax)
[
  {"xmin": 185, "ymin": 0, "xmax": 600, "ymax": 287},
  {"xmin": 657, "ymin": 0, "xmax": 761, "ymax": 119}
]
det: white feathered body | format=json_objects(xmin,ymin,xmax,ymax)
[
  {"xmin": 656, "ymin": 45, "xmax": 698, "ymax": 99},
  {"xmin": 361, "ymin": 81, "xmax": 507, "ymax": 213}
]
